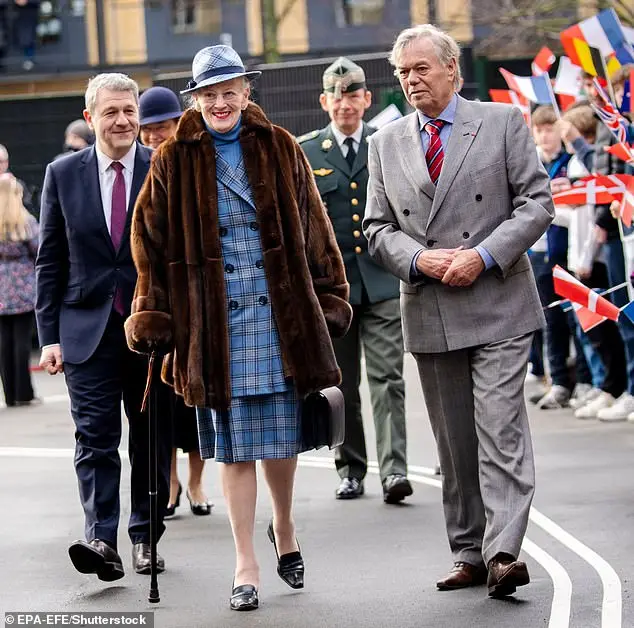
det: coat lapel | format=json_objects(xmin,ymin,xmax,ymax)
[
  {"xmin": 215, "ymin": 152, "xmax": 256, "ymax": 208},
  {"xmin": 427, "ymin": 97, "xmax": 483, "ymax": 228},
  {"xmin": 323, "ymin": 126, "xmax": 351, "ymax": 175},
  {"xmin": 79, "ymin": 147, "xmax": 115, "ymax": 257},
  {"xmin": 118, "ymin": 143, "xmax": 151, "ymax": 257},
  {"xmin": 396, "ymin": 112, "xmax": 436, "ymax": 202}
]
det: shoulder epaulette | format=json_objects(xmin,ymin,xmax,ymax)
[{"xmin": 296, "ymin": 130, "xmax": 320, "ymax": 144}]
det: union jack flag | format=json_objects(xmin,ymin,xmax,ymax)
[{"xmin": 591, "ymin": 77, "xmax": 630, "ymax": 144}]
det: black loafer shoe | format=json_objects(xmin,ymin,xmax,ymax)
[
  {"xmin": 68, "ymin": 539, "xmax": 124, "ymax": 582},
  {"xmin": 267, "ymin": 519, "xmax": 304, "ymax": 589},
  {"xmin": 382, "ymin": 474, "xmax": 413, "ymax": 504},
  {"xmin": 335, "ymin": 477, "xmax": 364, "ymax": 499},
  {"xmin": 132, "ymin": 543, "xmax": 165, "ymax": 575},
  {"xmin": 230, "ymin": 584, "xmax": 259, "ymax": 611}
]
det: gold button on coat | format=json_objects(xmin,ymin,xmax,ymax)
[
  {"xmin": 352, "ymin": 214, "xmax": 360, "ymax": 222},
  {"xmin": 351, "ymin": 198, "xmax": 359, "ymax": 206},
  {"xmin": 350, "ymin": 182, "xmax": 358, "ymax": 190},
  {"xmin": 353, "ymin": 230, "xmax": 361, "ymax": 238},
  {"xmin": 355, "ymin": 246, "xmax": 362, "ymax": 254}
]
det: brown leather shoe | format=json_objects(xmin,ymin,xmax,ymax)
[
  {"xmin": 487, "ymin": 554, "xmax": 530, "ymax": 598},
  {"xmin": 436, "ymin": 561, "xmax": 487, "ymax": 590}
]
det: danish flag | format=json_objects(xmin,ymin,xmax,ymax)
[
  {"xmin": 488, "ymin": 89, "xmax": 531, "ymax": 125},
  {"xmin": 553, "ymin": 265, "xmax": 621, "ymax": 321},
  {"xmin": 618, "ymin": 176, "xmax": 634, "ymax": 227},
  {"xmin": 532, "ymin": 46, "xmax": 556, "ymax": 76},
  {"xmin": 605, "ymin": 142, "xmax": 634, "ymax": 165},
  {"xmin": 572, "ymin": 303, "xmax": 607, "ymax": 332},
  {"xmin": 551, "ymin": 174, "xmax": 631, "ymax": 207}
]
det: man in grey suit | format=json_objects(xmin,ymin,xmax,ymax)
[{"xmin": 363, "ymin": 24, "xmax": 554, "ymax": 598}]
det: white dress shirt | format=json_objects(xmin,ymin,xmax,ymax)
[
  {"xmin": 95, "ymin": 142, "xmax": 137, "ymax": 234},
  {"xmin": 330, "ymin": 122, "xmax": 363, "ymax": 157}
]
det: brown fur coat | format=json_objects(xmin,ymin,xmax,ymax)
[{"xmin": 125, "ymin": 103, "xmax": 352, "ymax": 410}]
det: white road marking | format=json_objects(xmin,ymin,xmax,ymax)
[
  {"xmin": 0, "ymin": 399, "xmax": 620, "ymax": 628},
  {"xmin": 530, "ymin": 508, "xmax": 622, "ymax": 628},
  {"xmin": 300, "ymin": 456, "xmax": 572, "ymax": 628}
]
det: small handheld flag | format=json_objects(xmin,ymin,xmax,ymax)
[{"xmin": 552, "ymin": 265, "xmax": 621, "ymax": 321}]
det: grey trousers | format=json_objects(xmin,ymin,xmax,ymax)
[
  {"xmin": 413, "ymin": 333, "xmax": 535, "ymax": 566},
  {"xmin": 333, "ymin": 297, "xmax": 407, "ymax": 482}
]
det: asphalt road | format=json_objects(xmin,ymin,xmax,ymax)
[{"xmin": 1, "ymin": 355, "xmax": 632, "ymax": 628}]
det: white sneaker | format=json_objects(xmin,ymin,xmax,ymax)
[
  {"xmin": 598, "ymin": 393, "xmax": 634, "ymax": 422},
  {"xmin": 569, "ymin": 386, "xmax": 602, "ymax": 409},
  {"xmin": 574, "ymin": 391, "xmax": 615, "ymax": 419},
  {"xmin": 536, "ymin": 385, "xmax": 570, "ymax": 409},
  {"xmin": 570, "ymin": 383, "xmax": 592, "ymax": 404}
]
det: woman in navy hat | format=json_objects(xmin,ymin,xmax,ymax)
[
  {"xmin": 139, "ymin": 86, "xmax": 183, "ymax": 150},
  {"xmin": 138, "ymin": 85, "xmax": 213, "ymax": 519},
  {"xmin": 126, "ymin": 45, "xmax": 351, "ymax": 611}
]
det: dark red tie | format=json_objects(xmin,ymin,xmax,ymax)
[
  {"xmin": 110, "ymin": 161, "xmax": 126, "ymax": 315},
  {"xmin": 425, "ymin": 120, "xmax": 445, "ymax": 184}
]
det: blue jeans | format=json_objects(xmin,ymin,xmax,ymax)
[
  {"xmin": 575, "ymin": 321, "xmax": 605, "ymax": 388},
  {"xmin": 604, "ymin": 239, "xmax": 634, "ymax": 395}
]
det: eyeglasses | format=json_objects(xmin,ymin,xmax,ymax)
[{"xmin": 196, "ymin": 90, "xmax": 242, "ymax": 105}]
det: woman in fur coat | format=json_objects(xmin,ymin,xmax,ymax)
[{"xmin": 125, "ymin": 45, "xmax": 352, "ymax": 611}]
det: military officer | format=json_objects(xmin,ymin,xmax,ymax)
[{"xmin": 298, "ymin": 57, "xmax": 412, "ymax": 503}]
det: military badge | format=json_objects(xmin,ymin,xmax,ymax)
[{"xmin": 313, "ymin": 168, "xmax": 334, "ymax": 176}]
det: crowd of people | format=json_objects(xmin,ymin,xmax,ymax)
[
  {"xmin": 527, "ymin": 66, "xmax": 634, "ymax": 422},
  {"xmin": 0, "ymin": 19, "xmax": 632, "ymax": 614}
]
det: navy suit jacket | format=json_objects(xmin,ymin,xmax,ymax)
[{"xmin": 35, "ymin": 143, "xmax": 152, "ymax": 364}]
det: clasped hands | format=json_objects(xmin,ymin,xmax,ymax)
[{"xmin": 416, "ymin": 246, "xmax": 485, "ymax": 287}]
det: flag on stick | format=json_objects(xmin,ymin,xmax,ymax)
[
  {"xmin": 591, "ymin": 78, "xmax": 630, "ymax": 144},
  {"xmin": 561, "ymin": 8, "xmax": 634, "ymax": 60},
  {"xmin": 553, "ymin": 56, "xmax": 582, "ymax": 96},
  {"xmin": 553, "ymin": 265, "xmax": 621, "ymax": 321},
  {"xmin": 489, "ymin": 89, "xmax": 531, "ymax": 125},
  {"xmin": 572, "ymin": 303, "xmax": 608, "ymax": 332},
  {"xmin": 562, "ymin": 37, "xmax": 609, "ymax": 81},
  {"xmin": 499, "ymin": 68, "xmax": 555, "ymax": 105},
  {"xmin": 605, "ymin": 143, "xmax": 634, "ymax": 165},
  {"xmin": 619, "ymin": 177, "xmax": 634, "ymax": 228},
  {"xmin": 532, "ymin": 47, "xmax": 556, "ymax": 76}
]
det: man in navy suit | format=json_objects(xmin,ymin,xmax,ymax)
[{"xmin": 36, "ymin": 73, "xmax": 171, "ymax": 581}]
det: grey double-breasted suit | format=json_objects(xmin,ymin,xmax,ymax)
[{"xmin": 363, "ymin": 95, "xmax": 554, "ymax": 565}]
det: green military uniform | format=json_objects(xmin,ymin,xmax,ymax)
[{"xmin": 298, "ymin": 57, "xmax": 408, "ymax": 492}]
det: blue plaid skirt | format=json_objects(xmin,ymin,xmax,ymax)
[{"xmin": 195, "ymin": 389, "xmax": 306, "ymax": 463}]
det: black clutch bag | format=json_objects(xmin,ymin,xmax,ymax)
[{"xmin": 300, "ymin": 387, "xmax": 345, "ymax": 450}]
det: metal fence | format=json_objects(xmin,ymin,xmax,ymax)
[{"xmin": 3, "ymin": 49, "xmax": 477, "ymax": 201}]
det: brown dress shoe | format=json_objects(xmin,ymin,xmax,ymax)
[
  {"xmin": 487, "ymin": 554, "xmax": 530, "ymax": 598},
  {"xmin": 436, "ymin": 561, "xmax": 488, "ymax": 590}
]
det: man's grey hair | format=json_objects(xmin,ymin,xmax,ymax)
[
  {"xmin": 85, "ymin": 73, "xmax": 139, "ymax": 113},
  {"xmin": 389, "ymin": 24, "xmax": 462, "ymax": 91},
  {"xmin": 0, "ymin": 143, "xmax": 7, "ymax": 160}
]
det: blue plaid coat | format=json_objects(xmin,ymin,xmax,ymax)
[{"xmin": 196, "ymin": 149, "xmax": 302, "ymax": 462}]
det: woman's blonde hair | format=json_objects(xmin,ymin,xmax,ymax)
[{"xmin": 0, "ymin": 175, "xmax": 32, "ymax": 242}]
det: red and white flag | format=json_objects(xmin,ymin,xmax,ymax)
[
  {"xmin": 553, "ymin": 265, "xmax": 621, "ymax": 321},
  {"xmin": 532, "ymin": 46, "xmax": 557, "ymax": 75},
  {"xmin": 605, "ymin": 142, "xmax": 634, "ymax": 164},
  {"xmin": 552, "ymin": 177, "xmax": 619, "ymax": 207},
  {"xmin": 619, "ymin": 176, "xmax": 634, "ymax": 227},
  {"xmin": 572, "ymin": 303, "xmax": 607, "ymax": 332},
  {"xmin": 489, "ymin": 89, "xmax": 530, "ymax": 125}
]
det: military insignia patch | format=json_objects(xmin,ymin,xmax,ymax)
[
  {"xmin": 321, "ymin": 138, "xmax": 333, "ymax": 151},
  {"xmin": 313, "ymin": 168, "xmax": 334, "ymax": 176}
]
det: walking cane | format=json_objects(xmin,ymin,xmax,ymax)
[{"xmin": 141, "ymin": 352, "xmax": 160, "ymax": 603}]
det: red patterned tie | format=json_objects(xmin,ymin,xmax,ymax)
[
  {"xmin": 425, "ymin": 119, "xmax": 445, "ymax": 184},
  {"xmin": 110, "ymin": 161, "xmax": 126, "ymax": 315}
]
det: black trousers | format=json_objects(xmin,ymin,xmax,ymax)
[
  {"xmin": 0, "ymin": 312, "xmax": 35, "ymax": 406},
  {"xmin": 64, "ymin": 312, "xmax": 171, "ymax": 550}
]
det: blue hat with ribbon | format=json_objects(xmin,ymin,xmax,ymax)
[
  {"xmin": 180, "ymin": 45, "xmax": 261, "ymax": 95},
  {"xmin": 139, "ymin": 87, "xmax": 182, "ymax": 125}
]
